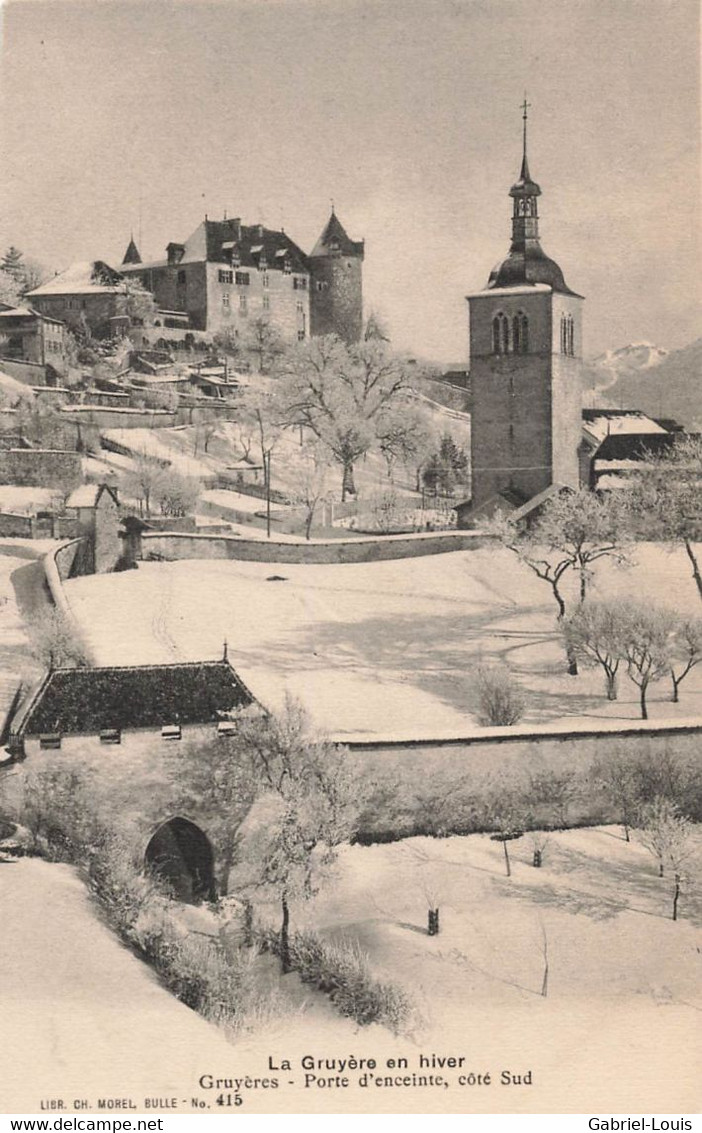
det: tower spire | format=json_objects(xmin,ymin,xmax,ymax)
[{"xmin": 520, "ymin": 93, "xmax": 531, "ymax": 181}]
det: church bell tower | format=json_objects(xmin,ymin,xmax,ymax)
[{"xmin": 466, "ymin": 101, "xmax": 584, "ymax": 515}]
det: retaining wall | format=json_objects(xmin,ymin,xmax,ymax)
[
  {"xmin": 0, "ymin": 448, "xmax": 83, "ymax": 488},
  {"xmin": 0, "ymin": 512, "xmax": 33, "ymax": 537},
  {"xmin": 141, "ymin": 528, "xmax": 495, "ymax": 564}
]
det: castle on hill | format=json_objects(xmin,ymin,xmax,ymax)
[{"xmin": 27, "ymin": 210, "xmax": 365, "ymax": 348}]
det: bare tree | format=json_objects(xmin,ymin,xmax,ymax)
[
  {"xmin": 120, "ymin": 453, "xmax": 167, "ymax": 517},
  {"xmin": 28, "ymin": 606, "xmax": 89, "ymax": 670},
  {"xmin": 122, "ymin": 274, "xmax": 157, "ymax": 328},
  {"xmin": 669, "ymin": 616, "xmax": 702, "ymax": 703},
  {"xmin": 563, "ymin": 600, "xmax": 630, "ymax": 700},
  {"xmin": 237, "ymin": 382, "xmax": 288, "ymax": 479},
  {"xmin": 528, "ymin": 830, "xmax": 550, "ymax": 868},
  {"xmin": 591, "ymin": 751, "xmax": 640, "ymax": 842},
  {"xmin": 488, "ymin": 490, "xmax": 628, "ymax": 673},
  {"xmin": 245, "ymin": 316, "xmax": 287, "ymax": 375},
  {"xmin": 635, "ymin": 795, "xmax": 686, "ymax": 878},
  {"xmin": 626, "ymin": 435, "xmax": 702, "ymax": 601},
  {"xmin": 193, "ymin": 410, "xmax": 219, "ymax": 455},
  {"xmin": 156, "ymin": 470, "xmax": 200, "ymax": 518},
  {"xmin": 486, "ymin": 783, "xmax": 529, "ymax": 877},
  {"xmin": 622, "ymin": 602, "xmax": 676, "ymax": 720},
  {"xmin": 279, "ymin": 334, "xmax": 413, "ymax": 501},
  {"xmin": 664, "ymin": 818, "xmax": 696, "ymax": 921},
  {"xmin": 229, "ymin": 698, "xmax": 361, "ymax": 973},
  {"xmin": 289, "ymin": 444, "xmax": 330, "ymax": 539}
]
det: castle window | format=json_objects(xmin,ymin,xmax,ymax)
[
  {"xmin": 297, "ymin": 329, "xmax": 305, "ymax": 341},
  {"xmin": 239, "ymin": 294, "xmax": 248, "ymax": 314},
  {"xmin": 262, "ymin": 294, "xmax": 270, "ymax": 311},
  {"xmin": 235, "ymin": 271, "xmax": 250, "ymax": 286},
  {"xmin": 218, "ymin": 269, "xmax": 233, "ymax": 285},
  {"xmin": 293, "ymin": 276, "xmax": 307, "ymax": 290},
  {"xmin": 316, "ymin": 281, "xmax": 324, "ymax": 292},
  {"xmin": 177, "ymin": 270, "xmax": 186, "ymax": 285},
  {"xmin": 492, "ymin": 312, "xmax": 509, "ymax": 355},
  {"xmin": 222, "ymin": 293, "xmax": 230, "ymax": 307},
  {"xmin": 262, "ymin": 273, "xmax": 269, "ymax": 288}
]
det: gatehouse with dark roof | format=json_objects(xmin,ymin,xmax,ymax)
[{"xmin": 13, "ymin": 657, "xmax": 261, "ymax": 757}]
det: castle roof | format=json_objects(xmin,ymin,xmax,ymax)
[
  {"xmin": 310, "ymin": 211, "xmax": 365, "ymax": 258},
  {"xmin": 205, "ymin": 219, "xmax": 309, "ymax": 272},
  {"xmin": 20, "ymin": 660, "xmax": 255, "ymax": 736}
]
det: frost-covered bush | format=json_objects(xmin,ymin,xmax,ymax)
[
  {"xmin": 256, "ymin": 924, "xmax": 418, "ymax": 1035},
  {"xmin": 476, "ymin": 665, "xmax": 526, "ymax": 727}
]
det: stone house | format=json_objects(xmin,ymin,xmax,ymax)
[
  {"xmin": 0, "ymin": 304, "xmax": 68, "ymax": 375},
  {"xmin": 65, "ymin": 482, "xmax": 121, "ymax": 572},
  {"xmin": 26, "ymin": 262, "xmax": 133, "ymax": 340}
]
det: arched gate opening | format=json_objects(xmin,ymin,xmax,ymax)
[{"xmin": 145, "ymin": 817, "xmax": 215, "ymax": 904}]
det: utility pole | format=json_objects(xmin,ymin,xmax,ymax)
[{"xmin": 265, "ymin": 451, "xmax": 272, "ymax": 538}]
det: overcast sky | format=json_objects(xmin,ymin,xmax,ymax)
[{"xmin": 1, "ymin": 0, "xmax": 699, "ymax": 361}]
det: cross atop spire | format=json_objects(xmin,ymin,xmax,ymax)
[{"xmin": 520, "ymin": 93, "xmax": 532, "ymax": 181}]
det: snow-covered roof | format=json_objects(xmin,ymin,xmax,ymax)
[
  {"xmin": 66, "ymin": 483, "xmax": 118, "ymax": 509},
  {"xmin": 66, "ymin": 484, "xmax": 101, "ymax": 508},
  {"xmin": 466, "ymin": 283, "xmax": 553, "ymax": 299},
  {"xmin": 583, "ymin": 410, "xmax": 667, "ymax": 444},
  {"xmin": 27, "ymin": 261, "xmax": 125, "ymax": 296}
]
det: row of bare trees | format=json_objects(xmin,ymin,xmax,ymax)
[{"xmin": 564, "ymin": 601, "xmax": 702, "ymax": 717}]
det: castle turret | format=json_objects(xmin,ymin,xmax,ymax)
[
  {"xmin": 309, "ymin": 209, "xmax": 364, "ymax": 343},
  {"xmin": 122, "ymin": 235, "xmax": 142, "ymax": 265}
]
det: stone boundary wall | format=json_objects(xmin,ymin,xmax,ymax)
[
  {"xmin": 345, "ymin": 722, "xmax": 702, "ymax": 836},
  {"xmin": 141, "ymin": 528, "xmax": 496, "ymax": 564},
  {"xmin": 42, "ymin": 538, "xmax": 95, "ymax": 663}
]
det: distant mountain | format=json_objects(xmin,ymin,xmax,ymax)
[{"xmin": 583, "ymin": 339, "xmax": 702, "ymax": 430}]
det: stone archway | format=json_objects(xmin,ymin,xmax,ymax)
[{"xmin": 145, "ymin": 817, "xmax": 215, "ymax": 904}]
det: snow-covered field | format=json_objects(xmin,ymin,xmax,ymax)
[
  {"xmin": 65, "ymin": 544, "xmax": 702, "ymax": 738},
  {"xmin": 270, "ymin": 825, "xmax": 700, "ymax": 1112}
]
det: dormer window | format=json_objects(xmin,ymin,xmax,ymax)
[{"xmin": 161, "ymin": 724, "xmax": 181, "ymax": 741}]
